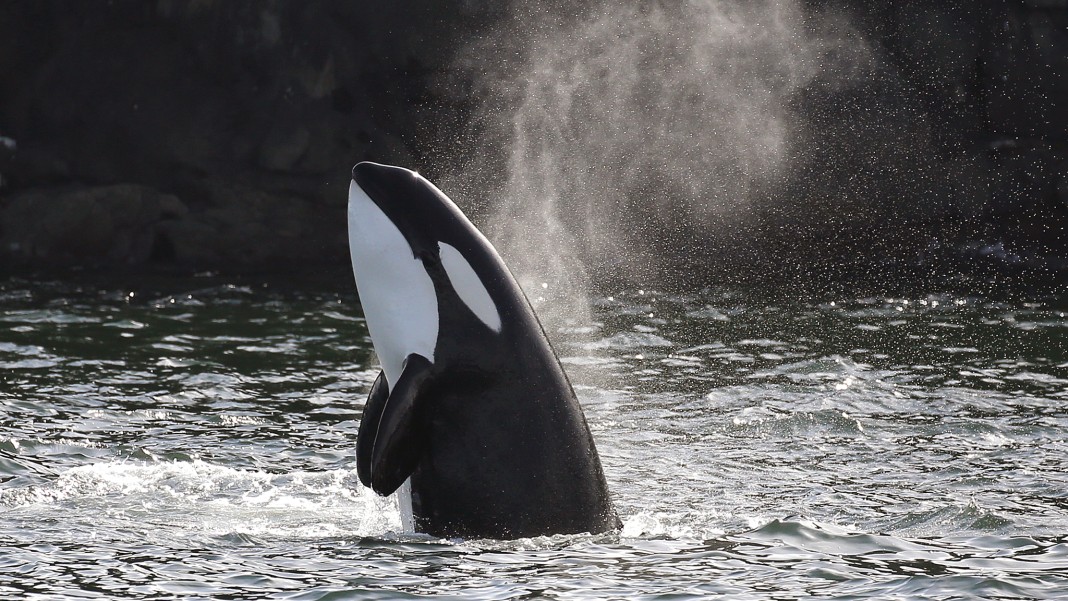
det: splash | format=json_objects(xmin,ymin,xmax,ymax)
[
  {"xmin": 454, "ymin": 0, "xmax": 872, "ymax": 334},
  {"xmin": 1, "ymin": 460, "xmax": 401, "ymax": 538}
]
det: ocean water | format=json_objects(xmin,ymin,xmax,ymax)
[{"xmin": 1, "ymin": 277, "xmax": 1066, "ymax": 599}]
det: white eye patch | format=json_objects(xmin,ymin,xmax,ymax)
[{"xmin": 439, "ymin": 242, "xmax": 502, "ymax": 333}]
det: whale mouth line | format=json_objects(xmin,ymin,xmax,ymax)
[
  {"xmin": 346, "ymin": 174, "xmax": 439, "ymax": 391},
  {"xmin": 352, "ymin": 161, "xmax": 423, "ymax": 212}
]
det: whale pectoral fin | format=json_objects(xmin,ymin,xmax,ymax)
[
  {"xmin": 369, "ymin": 353, "xmax": 434, "ymax": 496},
  {"xmin": 356, "ymin": 370, "xmax": 389, "ymax": 488}
]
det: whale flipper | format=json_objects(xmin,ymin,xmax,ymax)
[
  {"xmin": 368, "ymin": 353, "xmax": 435, "ymax": 496},
  {"xmin": 356, "ymin": 370, "xmax": 389, "ymax": 488}
]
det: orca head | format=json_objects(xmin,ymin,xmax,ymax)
[{"xmin": 348, "ymin": 162, "xmax": 503, "ymax": 388}]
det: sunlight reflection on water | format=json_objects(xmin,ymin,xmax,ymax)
[{"xmin": 1, "ymin": 280, "xmax": 1067, "ymax": 599}]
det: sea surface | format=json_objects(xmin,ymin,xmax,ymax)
[{"xmin": 1, "ymin": 276, "xmax": 1067, "ymax": 599}]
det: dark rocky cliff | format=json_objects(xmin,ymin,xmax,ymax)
[
  {"xmin": 0, "ymin": 0, "xmax": 491, "ymax": 272},
  {"xmin": 0, "ymin": 1, "xmax": 1065, "ymax": 290}
]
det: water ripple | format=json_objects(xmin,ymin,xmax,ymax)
[{"xmin": 1, "ymin": 280, "xmax": 1067, "ymax": 598}]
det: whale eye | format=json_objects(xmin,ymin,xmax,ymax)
[{"xmin": 438, "ymin": 242, "xmax": 502, "ymax": 333}]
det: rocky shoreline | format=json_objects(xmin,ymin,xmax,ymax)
[{"xmin": 1, "ymin": 1, "xmax": 1065, "ymax": 288}]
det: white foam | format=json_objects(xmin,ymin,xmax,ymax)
[
  {"xmin": 0, "ymin": 460, "xmax": 402, "ymax": 539},
  {"xmin": 620, "ymin": 510, "xmax": 728, "ymax": 539}
]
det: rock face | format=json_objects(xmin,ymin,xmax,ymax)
[
  {"xmin": 1, "ymin": 185, "xmax": 179, "ymax": 265},
  {"xmin": 0, "ymin": 0, "xmax": 493, "ymax": 272},
  {"xmin": 0, "ymin": 0, "xmax": 1065, "ymax": 285}
]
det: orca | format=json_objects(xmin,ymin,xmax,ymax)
[{"xmin": 347, "ymin": 161, "xmax": 619, "ymax": 539}]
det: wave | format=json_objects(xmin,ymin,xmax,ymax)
[{"xmin": 0, "ymin": 459, "xmax": 401, "ymax": 539}]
